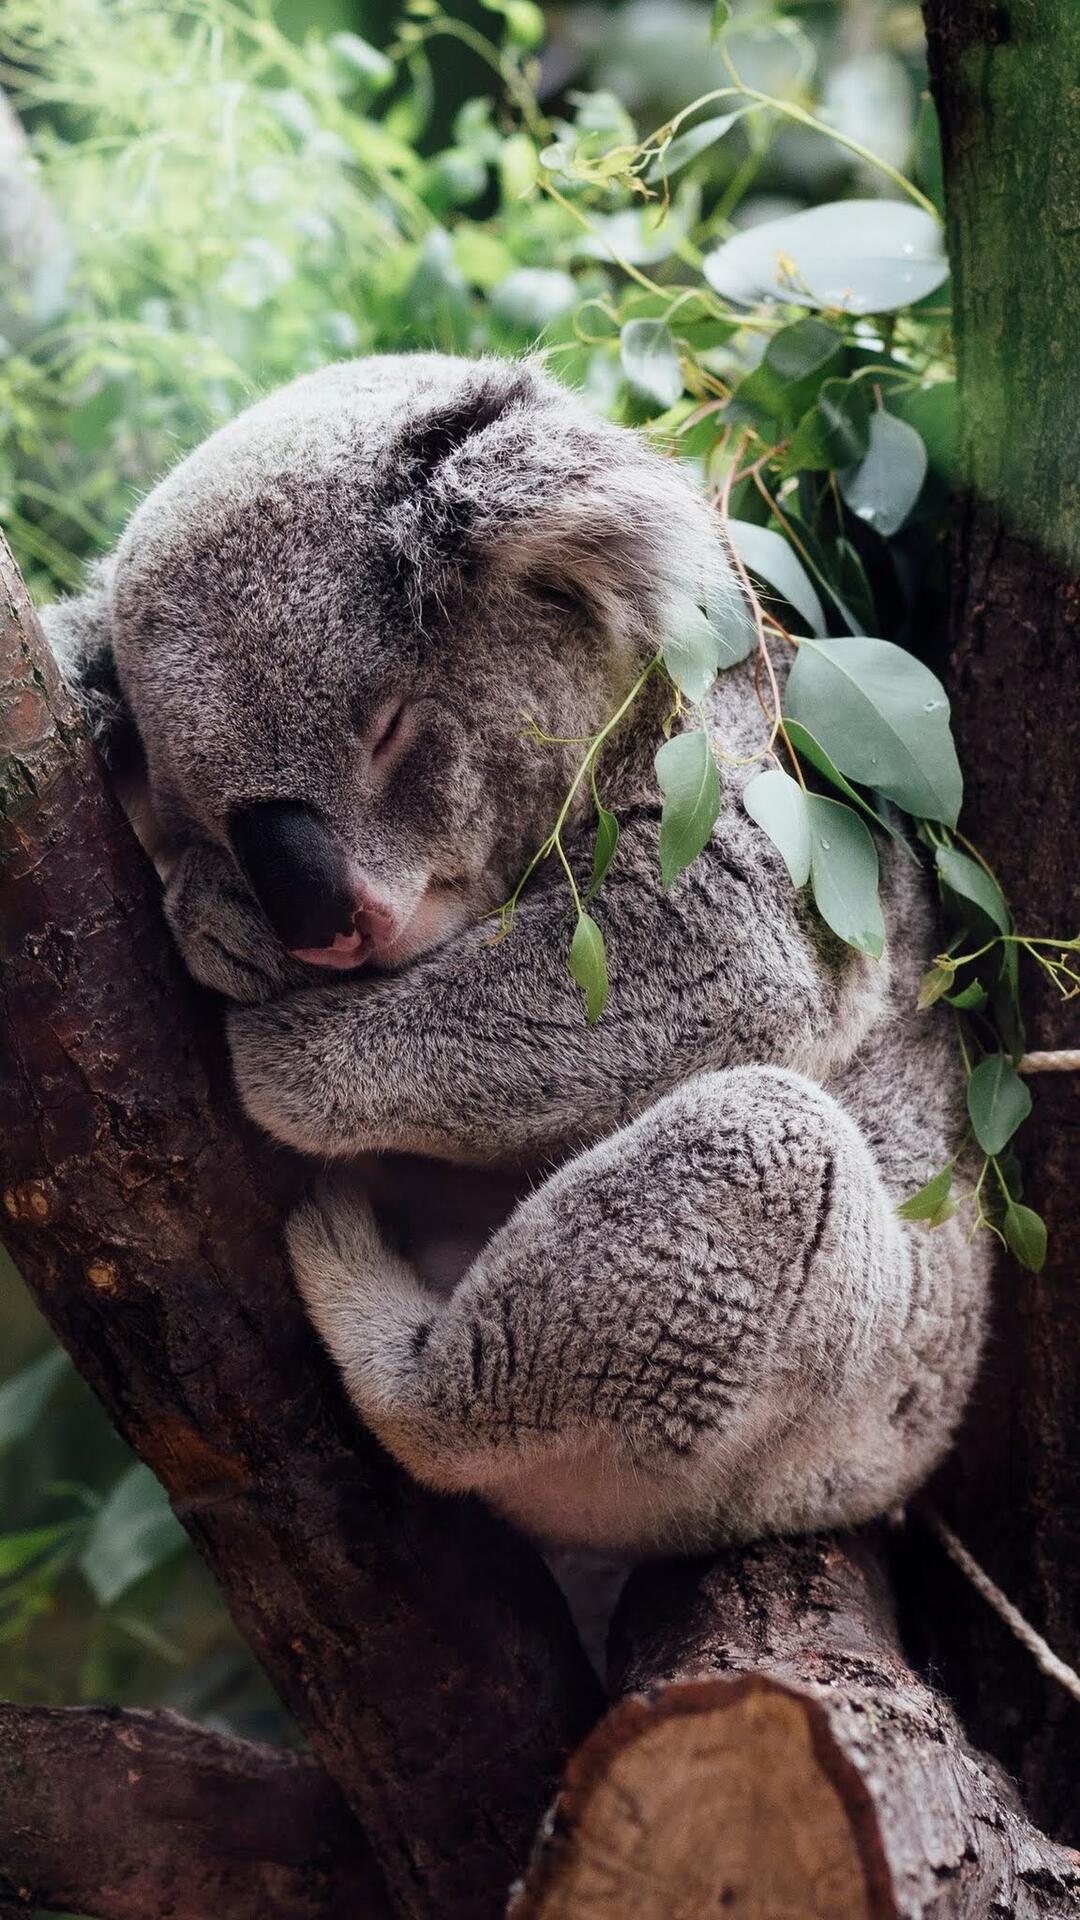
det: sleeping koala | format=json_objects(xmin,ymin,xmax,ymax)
[{"xmin": 45, "ymin": 352, "xmax": 989, "ymax": 1554}]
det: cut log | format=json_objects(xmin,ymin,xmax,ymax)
[
  {"xmin": 0, "ymin": 1703, "xmax": 386, "ymax": 1920},
  {"xmin": 511, "ymin": 1531, "xmax": 1080, "ymax": 1919},
  {"xmin": 0, "ymin": 530, "xmax": 602, "ymax": 1920}
]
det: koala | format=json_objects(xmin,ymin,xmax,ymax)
[{"xmin": 44, "ymin": 352, "xmax": 989, "ymax": 1556}]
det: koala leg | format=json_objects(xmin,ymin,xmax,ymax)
[{"xmin": 290, "ymin": 1066, "xmax": 959, "ymax": 1553}]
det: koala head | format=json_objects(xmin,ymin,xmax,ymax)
[{"xmin": 48, "ymin": 353, "xmax": 729, "ymax": 973}]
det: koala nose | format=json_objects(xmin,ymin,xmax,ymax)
[{"xmin": 229, "ymin": 799, "xmax": 363, "ymax": 954}]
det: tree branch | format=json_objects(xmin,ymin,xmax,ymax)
[
  {"xmin": 0, "ymin": 530, "xmax": 602, "ymax": 1920},
  {"xmin": 0, "ymin": 1703, "xmax": 386, "ymax": 1920},
  {"xmin": 511, "ymin": 1531, "xmax": 1080, "ymax": 1919}
]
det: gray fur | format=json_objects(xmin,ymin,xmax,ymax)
[{"xmin": 44, "ymin": 352, "xmax": 989, "ymax": 1555}]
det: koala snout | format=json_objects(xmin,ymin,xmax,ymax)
[{"xmin": 229, "ymin": 798, "xmax": 381, "ymax": 962}]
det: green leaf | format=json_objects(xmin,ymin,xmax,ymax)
[
  {"xmin": 0, "ymin": 1347, "xmax": 68, "ymax": 1449},
  {"xmin": 587, "ymin": 805, "xmax": 620, "ymax": 898},
  {"xmin": 840, "ymin": 411, "xmax": 928, "ymax": 537},
  {"xmin": 725, "ymin": 521, "xmax": 825, "ymax": 637},
  {"xmin": 1002, "ymin": 1201, "xmax": 1047, "ymax": 1274},
  {"xmin": 79, "ymin": 1463, "xmax": 185, "ymax": 1607},
  {"xmin": 656, "ymin": 729, "xmax": 721, "ymax": 890},
  {"xmin": 0, "ymin": 1524, "xmax": 74, "ymax": 1578},
  {"xmin": 326, "ymin": 31, "xmax": 395, "ymax": 91},
  {"xmin": 782, "ymin": 717, "xmax": 902, "ymax": 841},
  {"xmin": 831, "ymin": 538, "xmax": 877, "ymax": 635},
  {"xmin": 805, "ymin": 793, "xmax": 885, "ymax": 957},
  {"xmin": 703, "ymin": 199, "xmax": 949, "ymax": 314},
  {"xmin": 662, "ymin": 597, "xmax": 723, "ymax": 703},
  {"xmin": 733, "ymin": 318, "xmax": 844, "ymax": 428},
  {"xmin": 620, "ymin": 319, "xmax": 684, "ymax": 409},
  {"xmin": 945, "ymin": 978, "xmax": 988, "ymax": 1011},
  {"xmin": 897, "ymin": 1162, "xmax": 954, "ymax": 1223},
  {"xmin": 646, "ymin": 111, "xmax": 746, "ymax": 183},
  {"xmin": 784, "ymin": 378, "xmax": 872, "ymax": 475},
  {"xmin": 893, "ymin": 381, "xmax": 957, "ymax": 479},
  {"xmin": 917, "ymin": 962, "xmax": 955, "ymax": 1011},
  {"xmin": 785, "ymin": 636, "xmax": 963, "ymax": 826},
  {"xmin": 966, "ymin": 1054, "xmax": 1033, "ymax": 1157},
  {"xmin": 569, "ymin": 911, "xmax": 608, "ymax": 1023},
  {"xmin": 935, "ymin": 846, "xmax": 1010, "ymax": 936},
  {"xmin": 492, "ymin": 269, "xmax": 577, "ymax": 329},
  {"xmin": 743, "ymin": 768, "xmax": 811, "ymax": 887}
]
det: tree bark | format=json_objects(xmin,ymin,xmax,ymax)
[
  {"xmin": 0, "ymin": 530, "xmax": 602, "ymax": 1920},
  {"xmin": 511, "ymin": 1532, "xmax": 1080, "ymax": 1920},
  {"xmin": 0, "ymin": 1703, "xmax": 386, "ymax": 1920},
  {"xmin": 922, "ymin": 0, "xmax": 1080, "ymax": 1837}
]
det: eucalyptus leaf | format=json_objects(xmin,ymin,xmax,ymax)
[
  {"xmin": 656, "ymin": 729, "xmax": 721, "ymax": 890},
  {"xmin": 492, "ymin": 268, "xmax": 577, "ymax": 329},
  {"xmin": 733, "ymin": 317, "xmax": 843, "ymax": 427},
  {"xmin": 646, "ymin": 110, "xmax": 746, "ymax": 183},
  {"xmin": 587, "ymin": 805, "xmax": 620, "ymax": 898},
  {"xmin": 1002, "ymin": 1201, "xmax": 1046, "ymax": 1274},
  {"xmin": 0, "ymin": 1348, "xmax": 68, "ymax": 1449},
  {"xmin": 569, "ymin": 911, "xmax": 609, "ymax": 1023},
  {"xmin": 79, "ymin": 1463, "xmax": 185, "ymax": 1607},
  {"xmin": 945, "ymin": 979, "xmax": 988, "ymax": 1011},
  {"xmin": 897, "ymin": 1162, "xmax": 954, "ymax": 1223},
  {"xmin": 966, "ymin": 1054, "xmax": 1032, "ymax": 1157},
  {"xmin": 782, "ymin": 717, "xmax": 903, "ymax": 842},
  {"xmin": 0, "ymin": 1523, "xmax": 75, "ymax": 1578},
  {"xmin": 662, "ymin": 597, "xmax": 723, "ymax": 703},
  {"xmin": 840, "ymin": 410, "xmax": 928, "ymax": 537},
  {"xmin": 935, "ymin": 845, "xmax": 1010, "ymax": 935},
  {"xmin": 805, "ymin": 793, "xmax": 885, "ymax": 957},
  {"xmin": 725, "ymin": 520, "xmax": 825, "ymax": 637},
  {"xmin": 784, "ymin": 378, "xmax": 871, "ymax": 474},
  {"xmin": 703, "ymin": 199, "xmax": 949, "ymax": 314},
  {"xmin": 785, "ymin": 636, "xmax": 963, "ymax": 826},
  {"xmin": 917, "ymin": 963, "xmax": 955, "ymax": 1011},
  {"xmin": 620, "ymin": 319, "xmax": 684, "ymax": 408},
  {"xmin": 743, "ymin": 768, "xmax": 811, "ymax": 886}
]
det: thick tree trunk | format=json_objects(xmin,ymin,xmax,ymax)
[
  {"xmin": 0, "ymin": 531, "xmax": 602, "ymax": 1920},
  {"xmin": 922, "ymin": 0, "xmax": 1080, "ymax": 1836},
  {"xmin": 512, "ymin": 1532, "xmax": 1080, "ymax": 1920},
  {"xmin": 0, "ymin": 1704, "xmax": 386, "ymax": 1920}
]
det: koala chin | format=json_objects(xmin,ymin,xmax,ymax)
[{"xmin": 44, "ymin": 352, "xmax": 989, "ymax": 1557}]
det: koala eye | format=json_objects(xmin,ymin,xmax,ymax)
[{"xmin": 368, "ymin": 699, "xmax": 409, "ymax": 765}]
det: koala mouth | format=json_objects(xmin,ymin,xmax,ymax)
[{"xmin": 290, "ymin": 927, "xmax": 370, "ymax": 972}]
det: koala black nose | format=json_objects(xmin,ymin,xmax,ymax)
[{"xmin": 229, "ymin": 800, "xmax": 357, "ymax": 951}]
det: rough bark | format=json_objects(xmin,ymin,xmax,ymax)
[
  {"xmin": 0, "ymin": 530, "xmax": 602, "ymax": 1920},
  {"xmin": 0, "ymin": 1703, "xmax": 386, "ymax": 1920},
  {"xmin": 922, "ymin": 0, "xmax": 1080, "ymax": 1836},
  {"xmin": 511, "ymin": 1532, "xmax": 1080, "ymax": 1920}
]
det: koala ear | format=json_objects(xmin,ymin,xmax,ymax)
[
  {"xmin": 377, "ymin": 358, "xmax": 735, "ymax": 650},
  {"xmin": 39, "ymin": 558, "xmax": 136, "ymax": 770}
]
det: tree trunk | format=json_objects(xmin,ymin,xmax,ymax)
[
  {"xmin": 511, "ymin": 1532, "xmax": 1080, "ymax": 1920},
  {"xmin": 0, "ymin": 530, "xmax": 602, "ymax": 1920},
  {"xmin": 922, "ymin": 0, "xmax": 1080, "ymax": 1836},
  {"xmin": 0, "ymin": 1704, "xmax": 386, "ymax": 1920}
]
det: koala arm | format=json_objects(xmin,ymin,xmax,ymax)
[{"xmin": 229, "ymin": 807, "xmax": 888, "ymax": 1163}]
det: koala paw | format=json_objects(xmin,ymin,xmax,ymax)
[
  {"xmin": 164, "ymin": 841, "xmax": 307, "ymax": 1005},
  {"xmin": 287, "ymin": 1180, "xmax": 385, "ymax": 1329}
]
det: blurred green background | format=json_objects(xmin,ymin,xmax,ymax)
[{"xmin": 0, "ymin": 0, "xmax": 940, "ymax": 1767}]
